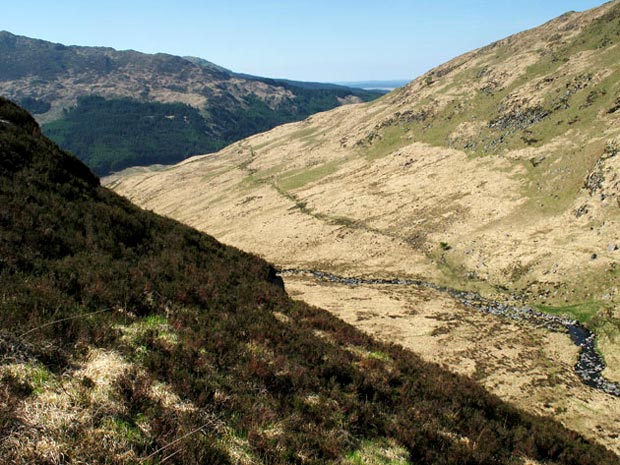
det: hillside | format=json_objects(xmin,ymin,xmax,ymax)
[
  {"xmin": 0, "ymin": 31, "xmax": 381, "ymax": 175},
  {"xmin": 109, "ymin": 0, "xmax": 620, "ymax": 452},
  {"xmin": 4, "ymin": 97, "xmax": 618, "ymax": 463}
]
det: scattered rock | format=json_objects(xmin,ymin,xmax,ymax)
[
  {"xmin": 585, "ymin": 170, "xmax": 605, "ymax": 195},
  {"xmin": 575, "ymin": 204, "xmax": 589, "ymax": 218},
  {"xmin": 607, "ymin": 97, "xmax": 620, "ymax": 114},
  {"xmin": 489, "ymin": 106, "xmax": 549, "ymax": 132},
  {"xmin": 475, "ymin": 66, "xmax": 490, "ymax": 79},
  {"xmin": 603, "ymin": 139, "xmax": 619, "ymax": 159},
  {"xmin": 279, "ymin": 268, "xmax": 620, "ymax": 397}
]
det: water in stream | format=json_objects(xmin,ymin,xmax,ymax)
[{"xmin": 280, "ymin": 269, "xmax": 620, "ymax": 397}]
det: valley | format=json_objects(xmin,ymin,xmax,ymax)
[
  {"xmin": 3, "ymin": 0, "xmax": 620, "ymax": 462},
  {"xmin": 282, "ymin": 270, "xmax": 620, "ymax": 452},
  {"xmin": 4, "ymin": 97, "xmax": 616, "ymax": 464},
  {"xmin": 0, "ymin": 31, "xmax": 381, "ymax": 175},
  {"xmin": 280, "ymin": 268, "xmax": 620, "ymax": 396},
  {"xmin": 108, "ymin": 0, "xmax": 620, "ymax": 455}
]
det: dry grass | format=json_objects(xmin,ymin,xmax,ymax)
[
  {"xmin": 0, "ymin": 347, "xmax": 226, "ymax": 464},
  {"xmin": 343, "ymin": 438, "xmax": 410, "ymax": 465},
  {"xmin": 1, "ymin": 348, "xmax": 135, "ymax": 464},
  {"xmin": 283, "ymin": 274, "xmax": 620, "ymax": 455}
]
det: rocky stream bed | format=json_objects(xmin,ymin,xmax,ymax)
[{"xmin": 280, "ymin": 269, "xmax": 620, "ymax": 397}]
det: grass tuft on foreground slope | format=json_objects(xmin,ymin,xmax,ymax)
[{"xmin": 1, "ymin": 97, "xmax": 617, "ymax": 464}]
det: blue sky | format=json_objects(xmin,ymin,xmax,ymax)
[{"xmin": 2, "ymin": 0, "xmax": 608, "ymax": 82}]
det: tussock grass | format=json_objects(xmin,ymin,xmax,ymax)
[{"xmin": 344, "ymin": 438, "xmax": 410, "ymax": 465}]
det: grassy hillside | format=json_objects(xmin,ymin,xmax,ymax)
[
  {"xmin": 0, "ymin": 31, "xmax": 382, "ymax": 176},
  {"xmin": 2, "ymin": 98, "xmax": 618, "ymax": 464},
  {"xmin": 108, "ymin": 2, "xmax": 620, "ymax": 451},
  {"xmin": 110, "ymin": 1, "xmax": 620, "ymax": 324}
]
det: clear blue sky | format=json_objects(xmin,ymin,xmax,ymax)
[{"xmin": 2, "ymin": 0, "xmax": 608, "ymax": 82}]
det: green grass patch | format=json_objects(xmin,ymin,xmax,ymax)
[
  {"xmin": 565, "ymin": 5, "xmax": 620, "ymax": 54},
  {"xmin": 276, "ymin": 159, "xmax": 344, "ymax": 191},
  {"xmin": 344, "ymin": 439, "xmax": 411, "ymax": 465},
  {"xmin": 285, "ymin": 126, "xmax": 321, "ymax": 142},
  {"xmin": 237, "ymin": 173, "xmax": 264, "ymax": 192},
  {"xmin": 117, "ymin": 314, "xmax": 179, "ymax": 353},
  {"xmin": 217, "ymin": 427, "xmax": 258, "ymax": 465},
  {"xmin": 142, "ymin": 314, "xmax": 168, "ymax": 328},
  {"xmin": 251, "ymin": 136, "xmax": 294, "ymax": 154},
  {"xmin": 536, "ymin": 301, "xmax": 602, "ymax": 324},
  {"xmin": 236, "ymin": 162, "xmax": 291, "ymax": 192},
  {"xmin": 594, "ymin": 316, "xmax": 620, "ymax": 341},
  {"xmin": 363, "ymin": 126, "xmax": 411, "ymax": 161},
  {"xmin": 252, "ymin": 163, "xmax": 290, "ymax": 181},
  {"xmin": 104, "ymin": 417, "xmax": 149, "ymax": 448},
  {"xmin": 368, "ymin": 351, "xmax": 392, "ymax": 363},
  {"xmin": 23, "ymin": 363, "xmax": 54, "ymax": 395},
  {"xmin": 510, "ymin": 144, "xmax": 601, "ymax": 219}
]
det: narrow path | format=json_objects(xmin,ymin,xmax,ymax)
[
  {"xmin": 280, "ymin": 268, "xmax": 620, "ymax": 397},
  {"xmin": 239, "ymin": 144, "xmax": 419, "ymax": 244}
]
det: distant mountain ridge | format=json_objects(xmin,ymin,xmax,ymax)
[{"xmin": 0, "ymin": 31, "xmax": 382, "ymax": 175}]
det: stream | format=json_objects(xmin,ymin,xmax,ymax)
[{"xmin": 280, "ymin": 268, "xmax": 620, "ymax": 397}]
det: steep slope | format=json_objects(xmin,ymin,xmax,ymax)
[
  {"xmin": 5, "ymin": 98, "xmax": 618, "ymax": 463},
  {"xmin": 110, "ymin": 0, "xmax": 620, "ymax": 330},
  {"xmin": 109, "ymin": 0, "xmax": 620, "ymax": 451},
  {"xmin": 0, "ymin": 31, "xmax": 381, "ymax": 175}
]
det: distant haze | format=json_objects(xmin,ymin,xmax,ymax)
[{"xmin": 335, "ymin": 80, "xmax": 410, "ymax": 91}]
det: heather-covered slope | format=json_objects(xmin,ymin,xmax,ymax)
[
  {"xmin": 0, "ymin": 31, "xmax": 381, "ymax": 175},
  {"xmin": 2, "ymin": 99, "xmax": 618, "ymax": 464}
]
